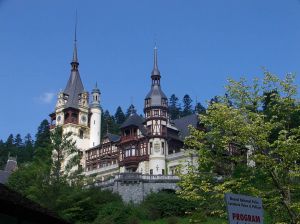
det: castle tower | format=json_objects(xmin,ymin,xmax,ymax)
[
  {"xmin": 50, "ymin": 35, "xmax": 90, "ymax": 151},
  {"xmin": 144, "ymin": 46, "xmax": 168, "ymax": 175},
  {"xmin": 89, "ymin": 83, "xmax": 101, "ymax": 147}
]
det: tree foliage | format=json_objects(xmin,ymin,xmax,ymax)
[
  {"xmin": 181, "ymin": 94, "xmax": 193, "ymax": 117},
  {"xmin": 169, "ymin": 94, "xmax": 181, "ymax": 120},
  {"xmin": 178, "ymin": 72, "xmax": 300, "ymax": 223}
]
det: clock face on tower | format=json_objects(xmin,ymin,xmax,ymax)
[
  {"xmin": 81, "ymin": 115, "xmax": 87, "ymax": 123},
  {"xmin": 57, "ymin": 115, "xmax": 61, "ymax": 122}
]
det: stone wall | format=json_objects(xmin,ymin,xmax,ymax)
[{"xmin": 96, "ymin": 173, "xmax": 180, "ymax": 204}]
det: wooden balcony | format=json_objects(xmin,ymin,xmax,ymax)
[
  {"xmin": 120, "ymin": 135, "xmax": 138, "ymax": 143},
  {"xmin": 119, "ymin": 155, "xmax": 149, "ymax": 168}
]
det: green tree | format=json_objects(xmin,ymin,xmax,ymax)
[
  {"xmin": 35, "ymin": 119, "xmax": 51, "ymax": 149},
  {"xmin": 181, "ymin": 94, "xmax": 193, "ymax": 117},
  {"xmin": 101, "ymin": 109, "xmax": 119, "ymax": 136},
  {"xmin": 194, "ymin": 102, "xmax": 206, "ymax": 114},
  {"xmin": 178, "ymin": 72, "xmax": 300, "ymax": 223},
  {"xmin": 6, "ymin": 134, "xmax": 14, "ymax": 147},
  {"xmin": 115, "ymin": 106, "xmax": 126, "ymax": 125},
  {"xmin": 169, "ymin": 94, "xmax": 181, "ymax": 120},
  {"xmin": 14, "ymin": 134, "xmax": 23, "ymax": 147},
  {"xmin": 125, "ymin": 104, "xmax": 136, "ymax": 118},
  {"xmin": 50, "ymin": 126, "xmax": 81, "ymax": 185}
]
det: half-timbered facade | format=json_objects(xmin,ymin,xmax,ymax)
[
  {"xmin": 49, "ymin": 39, "xmax": 199, "ymax": 180},
  {"xmin": 80, "ymin": 47, "xmax": 199, "ymax": 180}
]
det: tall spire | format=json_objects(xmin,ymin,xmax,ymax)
[
  {"xmin": 151, "ymin": 45, "xmax": 160, "ymax": 77},
  {"xmin": 71, "ymin": 11, "xmax": 79, "ymax": 70},
  {"xmin": 64, "ymin": 11, "xmax": 85, "ymax": 109},
  {"xmin": 151, "ymin": 45, "xmax": 161, "ymax": 86}
]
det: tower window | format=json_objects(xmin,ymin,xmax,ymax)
[
  {"xmin": 154, "ymin": 110, "xmax": 159, "ymax": 116},
  {"xmin": 79, "ymin": 130, "xmax": 84, "ymax": 139},
  {"xmin": 150, "ymin": 142, "xmax": 153, "ymax": 155},
  {"xmin": 146, "ymin": 111, "xmax": 150, "ymax": 117},
  {"xmin": 150, "ymin": 169, "xmax": 153, "ymax": 175}
]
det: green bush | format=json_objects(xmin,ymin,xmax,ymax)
[
  {"xmin": 94, "ymin": 201, "xmax": 147, "ymax": 224},
  {"xmin": 142, "ymin": 191, "xmax": 196, "ymax": 220},
  {"xmin": 166, "ymin": 216, "xmax": 179, "ymax": 224}
]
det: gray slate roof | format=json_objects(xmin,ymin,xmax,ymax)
[
  {"xmin": 173, "ymin": 114, "xmax": 199, "ymax": 139},
  {"xmin": 120, "ymin": 113, "xmax": 148, "ymax": 136},
  {"xmin": 63, "ymin": 71, "xmax": 84, "ymax": 109},
  {"xmin": 104, "ymin": 133, "xmax": 121, "ymax": 142},
  {"xmin": 120, "ymin": 113, "xmax": 145, "ymax": 128},
  {"xmin": 145, "ymin": 84, "xmax": 167, "ymax": 106}
]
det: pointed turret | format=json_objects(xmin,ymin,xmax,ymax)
[
  {"xmin": 91, "ymin": 82, "xmax": 101, "ymax": 108},
  {"xmin": 71, "ymin": 23, "xmax": 79, "ymax": 70},
  {"xmin": 63, "ymin": 29, "xmax": 85, "ymax": 109},
  {"xmin": 151, "ymin": 46, "xmax": 161, "ymax": 80},
  {"xmin": 90, "ymin": 81, "xmax": 102, "ymax": 147},
  {"xmin": 144, "ymin": 46, "xmax": 167, "ymax": 108}
]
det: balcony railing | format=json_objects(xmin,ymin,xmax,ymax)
[
  {"xmin": 94, "ymin": 172, "xmax": 180, "ymax": 186},
  {"xmin": 119, "ymin": 155, "xmax": 149, "ymax": 167},
  {"xmin": 120, "ymin": 135, "xmax": 138, "ymax": 143},
  {"xmin": 166, "ymin": 150, "xmax": 185, "ymax": 161},
  {"xmin": 85, "ymin": 164, "xmax": 119, "ymax": 176}
]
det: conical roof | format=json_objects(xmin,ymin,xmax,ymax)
[
  {"xmin": 63, "ymin": 40, "xmax": 85, "ymax": 109},
  {"xmin": 64, "ymin": 70, "xmax": 84, "ymax": 108}
]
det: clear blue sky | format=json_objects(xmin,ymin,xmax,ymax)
[{"xmin": 1, "ymin": 0, "xmax": 300, "ymax": 140}]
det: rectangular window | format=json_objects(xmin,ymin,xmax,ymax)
[
  {"xmin": 162, "ymin": 169, "xmax": 165, "ymax": 175},
  {"xmin": 154, "ymin": 110, "xmax": 159, "ymax": 116},
  {"xmin": 79, "ymin": 130, "xmax": 84, "ymax": 139},
  {"xmin": 150, "ymin": 169, "xmax": 153, "ymax": 175},
  {"xmin": 150, "ymin": 142, "xmax": 153, "ymax": 154}
]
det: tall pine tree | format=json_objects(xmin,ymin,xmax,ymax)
[
  {"xmin": 194, "ymin": 102, "xmax": 206, "ymax": 114},
  {"xmin": 181, "ymin": 94, "xmax": 193, "ymax": 117},
  {"xmin": 169, "ymin": 94, "xmax": 181, "ymax": 120},
  {"xmin": 114, "ymin": 106, "xmax": 126, "ymax": 125},
  {"xmin": 125, "ymin": 104, "xmax": 136, "ymax": 118}
]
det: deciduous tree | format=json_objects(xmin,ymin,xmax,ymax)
[{"xmin": 178, "ymin": 72, "xmax": 300, "ymax": 223}]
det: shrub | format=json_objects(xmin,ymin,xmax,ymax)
[
  {"xmin": 94, "ymin": 201, "xmax": 145, "ymax": 224},
  {"xmin": 166, "ymin": 216, "xmax": 179, "ymax": 224},
  {"xmin": 142, "ymin": 191, "xmax": 196, "ymax": 220}
]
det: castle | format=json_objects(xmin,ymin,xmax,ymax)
[{"xmin": 49, "ymin": 37, "xmax": 199, "ymax": 195}]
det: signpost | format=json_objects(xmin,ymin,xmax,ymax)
[{"xmin": 225, "ymin": 193, "xmax": 263, "ymax": 224}]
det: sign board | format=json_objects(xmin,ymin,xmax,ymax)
[{"xmin": 225, "ymin": 193, "xmax": 263, "ymax": 224}]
